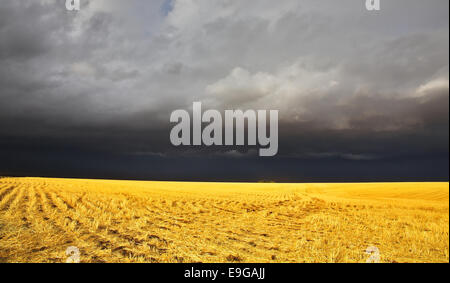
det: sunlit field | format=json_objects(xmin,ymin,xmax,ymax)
[{"xmin": 0, "ymin": 177, "xmax": 448, "ymax": 263}]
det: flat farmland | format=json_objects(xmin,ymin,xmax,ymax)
[{"xmin": 0, "ymin": 177, "xmax": 448, "ymax": 263}]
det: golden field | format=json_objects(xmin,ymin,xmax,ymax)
[{"xmin": 0, "ymin": 177, "xmax": 448, "ymax": 263}]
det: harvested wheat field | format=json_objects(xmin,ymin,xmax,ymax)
[{"xmin": 0, "ymin": 177, "xmax": 448, "ymax": 263}]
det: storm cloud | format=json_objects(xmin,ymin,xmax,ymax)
[{"xmin": 0, "ymin": 0, "xmax": 448, "ymax": 181}]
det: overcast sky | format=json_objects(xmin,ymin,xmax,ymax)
[{"xmin": 0, "ymin": 0, "xmax": 448, "ymax": 181}]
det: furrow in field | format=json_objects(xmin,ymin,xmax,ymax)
[
  {"xmin": 139, "ymin": 200, "xmax": 277, "ymax": 261},
  {"xmin": 79, "ymin": 195, "xmax": 171, "ymax": 243},
  {"xmin": 26, "ymin": 186, "xmax": 37, "ymax": 216},
  {"xmin": 0, "ymin": 184, "xmax": 13, "ymax": 196},
  {"xmin": 33, "ymin": 188, "xmax": 114, "ymax": 262},
  {"xmin": 0, "ymin": 186, "xmax": 19, "ymax": 212},
  {"xmin": 18, "ymin": 185, "xmax": 33, "ymax": 229},
  {"xmin": 4, "ymin": 185, "xmax": 25, "ymax": 217},
  {"xmin": 11, "ymin": 186, "xmax": 75, "ymax": 262},
  {"xmin": 34, "ymin": 186, "xmax": 69, "ymax": 235},
  {"xmin": 48, "ymin": 191, "xmax": 167, "ymax": 261},
  {"xmin": 0, "ymin": 186, "xmax": 15, "ymax": 203}
]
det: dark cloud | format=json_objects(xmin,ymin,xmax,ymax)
[{"xmin": 0, "ymin": 0, "xmax": 448, "ymax": 181}]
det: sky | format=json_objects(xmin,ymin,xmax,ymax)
[{"xmin": 0, "ymin": 0, "xmax": 448, "ymax": 182}]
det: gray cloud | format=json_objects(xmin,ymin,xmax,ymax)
[{"xmin": 0, "ymin": 0, "xmax": 448, "ymax": 180}]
